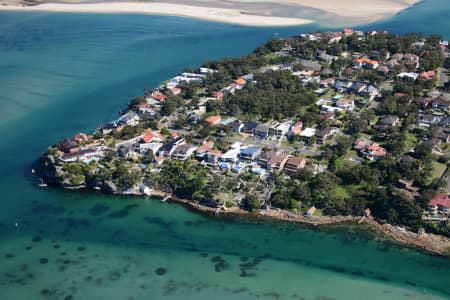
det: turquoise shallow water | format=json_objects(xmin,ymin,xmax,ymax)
[{"xmin": 0, "ymin": 3, "xmax": 450, "ymax": 299}]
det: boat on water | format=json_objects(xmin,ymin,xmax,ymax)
[{"xmin": 38, "ymin": 178, "xmax": 48, "ymax": 188}]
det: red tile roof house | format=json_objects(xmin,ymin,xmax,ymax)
[
  {"xmin": 169, "ymin": 87, "xmax": 182, "ymax": 95},
  {"xmin": 205, "ymin": 115, "xmax": 222, "ymax": 126},
  {"xmin": 151, "ymin": 91, "xmax": 168, "ymax": 102},
  {"xmin": 343, "ymin": 28, "xmax": 354, "ymax": 35},
  {"xmin": 420, "ymin": 70, "xmax": 436, "ymax": 81},
  {"xmin": 428, "ymin": 194, "xmax": 450, "ymax": 214},
  {"xmin": 141, "ymin": 131, "xmax": 162, "ymax": 143},
  {"xmin": 353, "ymin": 58, "xmax": 379, "ymax": 69},
  {"xmin": 211, "ymin": 91, "xmax": 224, "ymax": 99},
  {"xmin": 363, "ymin": 143, "xmax": 386, "ymax": 160},
  {"xmin": 234, "ymin": 77, "xmax": 246, "ymax": 87}
]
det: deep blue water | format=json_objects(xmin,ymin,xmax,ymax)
[{"xmin": 0, "ymin": 1, "xmax": 450, "ymax": 299}]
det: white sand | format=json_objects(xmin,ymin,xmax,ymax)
[
  {"xmin": 231, "ymin": 0, "xmax": 422, "ymax": 19},
  {"xmin": 0, "ymin": 2, "xmax": 313, "ymax": 27}
]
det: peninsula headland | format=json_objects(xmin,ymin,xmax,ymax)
[{"xmin": 38, "ymin": 29, "xmax": 450, "ymax": 256}]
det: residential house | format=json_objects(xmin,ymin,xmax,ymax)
[
  {"xmin": 141, "ymin": 131, "xmax": 162, "ymax": 143},
  {"xmin": 397, "ymin": 72, "xmax": 419, "ymax": 81},
  {"xmin": 319, "ymin": 77, "xmax": 336, "ymax": 88},
  {"xmin": 73, "ymin": 133, "xmax": 90, "ymax": 144},
  {"xmin": 362, "ymin": 85, "xmax": 379, "ymax": 97},
  {"xmin": 151, "ymin": 90, "xmax": 167, "ymax": 102},
  {"xmin": 378, "ymin": 66, "xmax": 389, "ymax": 75},
  {"xmin": 240, "ymin": 147, "xmax": 262, "ymax": 161},
  {"xmin": 420, "ymin": 70, "xmax": 436, "ymax": 81},
  {"xmin": 415, "ymin": 97, "xmax": 432, "ymax": 109},
  {"xmin": 234, "ymin": 77, "xmax": 246, "ymax": 88},
  {"xmin": 349, "ymin": 82, "xmax": 367, "ymax": 94},
  {"xmin": 220, "ymin": 142, "xmax": 241, "ymax": 163},
  {"xmin": 58, "ymin": 139, "xmax": 79, "ymax": 154},
  {"xmin": 318, "ymin": 53, "xmax": 337, "ymax": 63},
  {"xmin": 334, "ymin": 81, "xmax": 352, "ymax": 92},
  {"xmin": 117, "ymin": 111, "xmax": 140, "ymax": 126},
  {"xmin": 171, "ymin": 144, "xmax": 198, "ymax": 160},
  {"xmin": 169, "ymin": 87, "xmax": 181, "ymax": 95},
  {"xmin": 229, "ymin": 120, "xmax": 244, "ymax": 134},
  {"xmin": 288, "ymin": 121, "xmax": 303, "ymax": 138},
  {"xmin": 242, "ymin": 121, "xmax": 259, "ymax": 135},
  {"xmin": 440, "ymin": 117, "xmax": 450, "ymax": 127},
  {"xmin": 118, "ymin": 145, "xmax": 138, "ymax": 159},
  {"xmin": 61, "ymin": 148, "xmax": 104, "ymax": 164},
  {"xmin": 379, "ymin": 115, "xmax": 400, "ymax": 127},
  {"xmin": 403, "ymin": 54, "xmax": 420, "ymax": 66},
  {"xmin": 353, "ymin": 58, "xmax": 379, "ymax": 69},
  {"xmin": 137, "ymin": 104, "xmax": 159, "ymax": 115},
  {"xmin": 284, "ymin": 156, "xmax": 307, "ymax": 174},
  {"xmin": 353, "ymin": 138, "xmax": 373, "ymax": 151},
  {"xmin": 205, "ymin": 150, "xmax": 223, "ymax": 166},
  {"xmin": 336, "ymin": 98, "xmax": 354, "ymax": 111},
  {"xmin": 138, "ymin": 142, "xmax": 163, "ymax": 156},
  {"xmin": 299, "ymin": 128, "xmax": 316, "ymax": 144},
  {"xmin": 195, "ymin": 140, "xmax": 214, "ymax": 160},
  {"xmin": 392, "ymin": 53, "xmax": 404, "ymax": 60},
  {"xmin": 255, "ymin": 124, "xmax": 270, "ymax": 139},
  {"xmin": 267, "ymin": 153, "xmax": 289, "ymax": 174},
  {"xmin": 432, "ymin": 99, "xmax": 450, "ymax": 111},
  {"xmin": 205, "ymin": 115, "xmax": 222, "ymax": 126},
  {"xmin": 385, "ymin": 58, "xmax": 398, "ymax": 68},
  {"xmin": 315, "ymin": 127, "xmax": 339, "ymax": 144},
  {"xmin": 428, "ymin": 194, "xmax": 450, "ymax": 214},
  {"xmin": 269, "ymin": 122, "xmax": 290, "ymax": 138},
  {"xmin": 343, "ymin": 28, "xmax": 354, "ymax": 35},
  {"xmin": 158, "ymin": 137, "xmax": 185, "ymax": 158},
  {"xmin": 432, "ymin": 127, "xmax": 450, "ymax": 143},
  {"xmin": 305, "ymin": 206, "xmax": 316, "ymax": 217},
  {"xmin": 258, "ymin": 150, "xmax": 277, "ymax": 168},
  {"xmin": 360, "ymin": 142, "xmax": 386, "ymax": 160},
  {"xmin": 211, "ymin": 91, "xmax": 224, "ymax": 99},
  {"xmin": 199, "ymin": 67, "xmax": 217, "ymax": 74},
  {"xmin": 417, "ymin": 114, "xmax": 443, "ymax": 127}
]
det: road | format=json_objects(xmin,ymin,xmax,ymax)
[{"xmin": 172, "ymin": 128, "xmax": 321, "ymax": 155}]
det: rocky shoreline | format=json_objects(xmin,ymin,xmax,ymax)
[{"xmin": 119, "ymin": 188, "xmax": 450, "ymax": 257}]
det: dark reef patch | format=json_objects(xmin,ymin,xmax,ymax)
[
  {"xmin": 88, "ymin": 204, "xmax": 110, "ymax": 216},
  {"xmin": 32, "ymin": 203, "xmax": 66, "ymax": 216},
  {"xmin": 155, "ymin": 267, "xmax": 167, "ymax": 276},
  {"xmin": 39, "ymin": 258, "xmax": 48, "ymax": 264},
  {"xmin": 107, "ymin": 204, "xmax": 139, "ymax": 219},
  {"xmin": 32, "ymin": 236, "xmax": 43, "ymax": 242}
]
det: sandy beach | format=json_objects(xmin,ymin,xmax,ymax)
[
  {"xmin": 0, "ymin": 2, "xmax": 313, "ymax": 27},
  {"xmin": 231, "ymin": 0, "xmax": 422, "ymax": 19},
  {"xmin": 0, "ymin": 0, "xmax": 423, "ymax": 27}
]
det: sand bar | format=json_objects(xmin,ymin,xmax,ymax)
[
  {"xmin": 231, "ymin": 0, "xmax": 422, "ymax": 19},
  {"xmin": 0, "ymin": 2, "xmax": 314, "ymax": 27}
]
